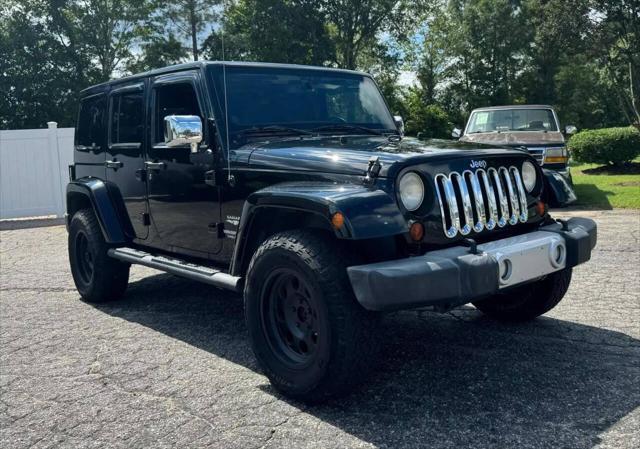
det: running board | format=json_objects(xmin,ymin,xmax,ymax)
[{"xmin": 108, "ymin": 247, "xmax": 242, "ymax": 292}]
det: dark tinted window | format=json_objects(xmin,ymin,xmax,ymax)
[
  {"xmin": 154, "ymin": 83, "xmax": 201, "ymax": 143},
  {"xmin": 208, "ymin": 66, "xmax": 395, "ymax": 142},
  {"xmin": 110, "ymin": 90, "xmax": 144, "ymax": 144},
  {"xmin": 76, "ymin": 95, "xmax": 105, "ymax": 147},
  {"xmin": 224, "ymin": 70, "xmax": 393, "ymax": 130}
]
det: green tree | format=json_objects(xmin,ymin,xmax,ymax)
[
  {"xmin": 325, "ymin": 0, "xmax": 429, "ymax": 69},
  {"xmin": 520, "ymin": 0, "xmax": 591, "ymax": 105},
  {"xmin": 591, "ymin": 0, "xmax": 640, "ymax": 127},
  {"xmin": 126, "ymin": 34, "xmax": 187, "ymax": 73},
  {"xmin": 162, "ymin": 0, "xmax": 220, "ymax": 61},
  {"xmin": 554, "ymin": 56, "xmax": 626, "ymax": 129},
  {"xmin": 0, "ymin": 1, "xmax": 87, "ymax": 128},
  {"xmin": 203, "ymin": 0, "xmax": 334, "ymax": 65},
  {"xmin": 48, "ymin": 0, "xmax": 154, "ymax": 81},
  {"xmin": 403, "ymin": 88, "xmax": 452, "ymax": 137}
]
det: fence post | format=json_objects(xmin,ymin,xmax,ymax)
[{"xmin": 47, "ymin": 121, "xmax": 65, "ymax": 218}]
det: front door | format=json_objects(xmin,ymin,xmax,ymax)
[
  {"xmin": 105, "ymin": 83, "xmax": 149, "ymax": 239},
  {"xmin": 146, "ymin": 72, "xmax": 221, "ymax": 258}
]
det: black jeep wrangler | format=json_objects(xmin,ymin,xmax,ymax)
[{"xmin": 67, "ymin": 61, "xmax": 597, "ymax": 403}]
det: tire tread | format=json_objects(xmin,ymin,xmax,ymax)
[
  {"xmin": 68, "ymin": 209, "xmax": 129, "ymax": 303},
  {"xmin": 245, "ymin": 230, "xmax": 378, "ymax": 403}
]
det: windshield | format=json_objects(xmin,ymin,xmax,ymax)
[
  {"xmin": 466, "ymin": 109, "xmax": 558, "ymax": 134},
  {"xmin": 208, "ymin": 65, "xmax": 396, "ymax": 145}
]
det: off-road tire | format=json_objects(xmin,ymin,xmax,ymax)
[
  {"xmin": 68, "ymin": 209, "xmax": 130, "ymax": 303},
  {"xmin": 244, "ymin": 230, "xmax": 379, "ymax": 403},
  {"xmin": 473, "ymin": 268, "xmax": 572, "ymax": 321}
]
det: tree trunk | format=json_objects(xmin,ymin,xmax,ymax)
[
  {"xmin": 190, "ymin": 2, "xmax": 198, "ymax": 61},
  {"xmin": 629, "ymin": 62, "xmax": 640, "ymax": 129}
]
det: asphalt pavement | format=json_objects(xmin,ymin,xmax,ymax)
[{"xmin": 1, "ymin": 209, "xmax": 638, "ymax": 448}]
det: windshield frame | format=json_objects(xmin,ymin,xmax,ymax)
[
  {"xmin": 464, "ymin": 108, "xmax": 561, "ymax": 135},
  {"xmin": 206, "ymin": 63, "xmax": 397, "ymax": 149}
]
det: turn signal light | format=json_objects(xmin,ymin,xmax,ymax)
[
  {"xmin": 536, "ymin": 201, "xmax": 547, "ymax": 216},
  {"xmin": 544, "ymin": 156, "xmax": 569, "ymax": 164},
  {"xmin": 331, "ymin": 212, "xmax": 345, "ymax": 230},
  {"xmin": 409, "ymin": 222, "xmax": 425, "ymax": 241},
  {"xmin": 543, "ymin": 147, "xmax": 569, "ymax": 164}
]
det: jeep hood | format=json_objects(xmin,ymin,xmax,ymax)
[
  {"xmin": 460, "ymin": 131, "xmax": 565, "ymax": 146},
  {"xmin": 242, "ymin": 136, "xmax": 527, "ymax": 177}
]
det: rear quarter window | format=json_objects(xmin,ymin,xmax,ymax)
[{"xmin": 76, "ymin": 95, "xmax": 106, "ymax": 148}]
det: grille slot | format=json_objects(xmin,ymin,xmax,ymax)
[
  {"xmin": 435, "ymin": 166, "xmax": 529, "ymax": 238},
  {"xmin": 527, "ymin": 147, "xmax": 545, "ymax": 165}
]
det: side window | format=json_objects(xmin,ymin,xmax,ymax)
[
  {"xmin": 110, "ymin": 90, "xmax": 144, "ymax": 145},
  {"xmin": 76, "ymin": 95, "xmax": 105, "ymax": 147},
  {"xmin": 154, "ymin": 82, "xmax": 201, "ymax": 144}
]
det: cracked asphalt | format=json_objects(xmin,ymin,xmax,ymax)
[{"xmin": 1, "ymin": 209, "xmax": 639, "ymax": 449}]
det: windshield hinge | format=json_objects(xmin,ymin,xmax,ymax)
[{"xmin": 363, "ymin": 156, "xmax": 382, "ymax": 185}]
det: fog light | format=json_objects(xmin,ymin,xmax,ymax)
[
  {"xmin": 409, "ymin": 222, "xmax": 425, "ymax": 241},
  {"xmin": 498, "ymin": 257, "xmax": 512, "ymax": 284},
  {"xmin": 549, "ymin": 241, "xmax": 566, "ymax": 268}
]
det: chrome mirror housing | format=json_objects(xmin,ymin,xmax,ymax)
[
  {"xmin": 164, "ymin": 115, "xmax": 203, "ymax": 153},
  {"xmin": 565, "ymin": 125, "xmax": 578, "ymax": 135},
  {"xmin": 393, "ymin": 115, "xmax": 405, "ymax": 136},
  {"xmin": 451, "ymin": 127, "xmax": 462, "ymax": 139}
]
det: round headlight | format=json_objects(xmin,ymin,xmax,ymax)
[
  {"xmin": 522, "ymin": 161, "xmax": 537, "ymax": 192},
  {"xmin": 399, "ymin": 172, "xmax": 424, "ymax": 211}
]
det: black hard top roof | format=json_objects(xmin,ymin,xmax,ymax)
[
  {"xmin": 471, "ymin": 104, "xmax": 555, "ymax": 112},
  {"xmin": 80, "ymin": 61, "xmax": 368, "ymax": 96}
]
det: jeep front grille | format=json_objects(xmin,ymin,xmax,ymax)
[{"xmin": 435, "ymin": 167, "xmax": 529, "ymax": 238}]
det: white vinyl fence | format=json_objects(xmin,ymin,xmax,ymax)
[{"xmin": 0, "ymin": 123, "xmax": 74, "ymax": 220}]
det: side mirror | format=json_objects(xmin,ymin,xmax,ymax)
[
  {"xmin": 164, "ymin": 115, "xmax": 203, "ymax": 153},
  {"xmin": 451, "ymin": 127, "xmax": 462, "ymax": 139},
  {"xmin": 393, "ymin": 115, "xmax": 405, "ymax": 136},
  {"xmin": 565, "ymin": 125, "xmax": 577, "ymax": 135}
]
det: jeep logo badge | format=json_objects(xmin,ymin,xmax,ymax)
[{"xmin": 470, "ymin": 160, "xmax": 487, "ymax": 169}]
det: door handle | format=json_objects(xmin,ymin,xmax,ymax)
[
  {"xmin": 105, "ymin": 160, "xmax": 123, "ymax": 169},
  {"xmin": 144, "ymin": 161, "xmax": 166, "ymax": 171}
]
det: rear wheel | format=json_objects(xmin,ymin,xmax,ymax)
[
  {"xmin": 473, "ymin": 268, "xmax": 572, "ymax": 321},
  {"xmin": 68, "ymin": 209, "xmax": 130, "ymax": 302},
  {"xmin": 244, "ymin": 230, "xmax": 379, "ymax": 403}
]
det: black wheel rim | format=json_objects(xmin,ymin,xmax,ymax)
[
  {"xmin": 74, "ymin": 231, "xmax": 94, "ymax": 284},
  {"xmin": 261, "ymin": 268, "xmax": 321, "ymax": 366}
]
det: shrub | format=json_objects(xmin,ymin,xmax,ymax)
[
  {"xmin": 402, "ymin": 88, "xmax": 452, "ymax": 138},
  {"xmin": 568, "ymin": 127, "xmax": 640, "ymax": 166}
]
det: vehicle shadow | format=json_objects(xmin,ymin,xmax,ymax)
[
  {"xmin": 572, "ymin": 183, "xmax": 614, "ymax": 210},
  {"xmin": 96, "ymin": 272, "xmax": 639, "ymax": 449}
]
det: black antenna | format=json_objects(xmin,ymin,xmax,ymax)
[{"xmin": 221, "ymin": 0, "xmax": 232, "ymax": 183}]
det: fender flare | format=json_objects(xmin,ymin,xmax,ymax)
[
  {"xmin": 542, "ymin": 168, "xmax": 577, "ymax": 207},
  {"xmin": 66, "ymin": 178, "xmax": 133, "ymax": 244},
  {"xmin": 230, "ymin": 182, "xmax": 408, "ymax": 276}
]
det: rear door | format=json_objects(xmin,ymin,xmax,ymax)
[
  {"xmin": 105, "ymin": 82, "xmax": 149, "ymax": 239},
  {"xmin": 145, "ymin": 71, "xmax": 221, "ymax": 257}
]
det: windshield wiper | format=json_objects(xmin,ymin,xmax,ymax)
[
  {"xmin": 312, "ymin": 124, "xmax": 385, "ymax": 136},
  {"xmin": 237, "ymin": 125, "xmax": 314, "ymax": 136}
]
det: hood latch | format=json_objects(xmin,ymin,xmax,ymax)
[{"xmin": 363, "ymin": 156, "xmax": 382, "ymax": 185}]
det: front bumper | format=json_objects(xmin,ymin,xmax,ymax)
[{"xmin": 347, "ymin": 217, "xmax": 597, "ymax": 312}]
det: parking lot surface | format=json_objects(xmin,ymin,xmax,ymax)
[{"xmin": 1, "ymin": 209, "xmax": 639, "ymax": 449}]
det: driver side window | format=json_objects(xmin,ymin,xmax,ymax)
[{"xmin": 153, "ymin": 82, "xmax": 202, "ymax": 144}]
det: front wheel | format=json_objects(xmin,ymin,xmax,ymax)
[
  {"xmin": 244, "ymin": 230, "xmax": 379, "ymax": 403},
  {"xmin": 473, "ymin": 268, "xmax": 572, "ymax": 321}
]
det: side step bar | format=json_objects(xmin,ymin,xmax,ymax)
[{"xmin": 108, "ymin": 247, "xmax": 242, "ymax": 292}]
